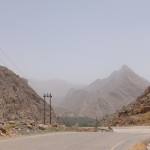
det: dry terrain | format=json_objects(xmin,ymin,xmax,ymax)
[
  {"xmin": 0, "ymin": 66, "xmax": 57, "ymax": 124},
  {"xmin": 129, "ymin": 141, "xmax": 148, "ymax": 150},
  {"xmin": 101, "ymin": 86, "xmax": 150, "ymax": 126}
]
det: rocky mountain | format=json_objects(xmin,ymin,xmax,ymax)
[
  {"xmin": 102, "ymin": 86, "xmax": 150, "ymax": 126},
  {"xmin": 29, "ymin": 79, "xmax": 85, "ymax": 106},
  {"xmin": 0, "ymin": 66, "xmax": 57, "ymax": 124},
  {"xmin": 60, "ymin": 65, "xmax": 150, "ymax": 118}
]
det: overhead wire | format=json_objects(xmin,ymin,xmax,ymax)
[
  {"xmin": 0, "ymin": 47, "xmax": 53, "ymax": 125},
  {"xmin": 0, "ymin": 47, "xmax": 52, "ymax": 126},
  {"xmin": 0, "ymin": 48, "xmax": 26, "ymax": 77},
  {"xmin": 0, "ymin": 47, "xmax": 45, "ymax": 98},
  {"xmin": 0, "ymin": 57, "xmax": 9, "ymax": 68}
]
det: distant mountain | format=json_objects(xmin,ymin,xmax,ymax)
[
  {"xmin": 60, "ymin": 65, "xmax": 150, "ymax": 118},
  {"xmin": 0, "ymin": 66, "xmax": 57, "ymax": 123},
  {"xmin": 102, "ymin": 86, "xmax": 150, "ymax": 126},
  {"xmin": 29, "ymin": 79, "xmax": 85, "ymax": 106}
]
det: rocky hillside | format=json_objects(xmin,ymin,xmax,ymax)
[
  {"xmin": 60, "ymin": 65, "xmax": 149, "ymax": 118},
  {"xmin": 0, "ymin": 66, "xmax": 57, "ymax": 124},
  {"xmin": 102, "ymin": 86, "xmax": 150, "ymax": 126}
]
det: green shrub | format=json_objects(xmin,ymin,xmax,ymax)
[{"xmin": 58, "ymin": 116, "xmax": 95, "ymax": 127}]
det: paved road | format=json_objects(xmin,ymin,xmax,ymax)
[{"xmin": 0, "ymin": 127, "xmax": 150, "ymax": 150}]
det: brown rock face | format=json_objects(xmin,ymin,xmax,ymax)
[
  {"xmin": 0, "ymin": 66, "xmax": 57, "ymax": 124},
  {"xmin": 102, "ymin": 86, "xmax": 150, "ymax": 126}
]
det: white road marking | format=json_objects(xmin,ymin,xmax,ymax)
[{"xmin": 110, "ymin": 134, "xmax": 150, "ymax": 150}]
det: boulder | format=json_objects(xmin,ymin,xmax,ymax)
[
  {"xmin": 0, "ymin": 125, "xmax": 6, "ymax": 133},
  {"xmin": 27, "ymin": 125, "xmax": 33, "ymax": 129},
  {"xmin": 9, "ymin": 121, "xmax": 16, "ymax": 125},
  {"xmin": 0, "ymin": 131, "xmax": 5, "ymax": 136},
  {"xmin": 52, "ymin": 123, "xmax": 59, "ymax": 128},
  {"xmin": 38, "ymin": 124, "xmax": 48, "ymax": 130}
]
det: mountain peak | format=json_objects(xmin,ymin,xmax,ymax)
[
  {"xmin": 60, "ymin": 65, "xmax": 149, "ymax": 119},
  {"xmin": 110, "ymin": 65, "xmax": 133, "ymax": 79},
  {"xmin": 121, "ymin": 65, "xmax": 131, "ymax": 71}
]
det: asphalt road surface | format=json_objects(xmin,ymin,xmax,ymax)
[{"xmin": 0, "ymin": 127, "xmax": 150, "ymax": 150}]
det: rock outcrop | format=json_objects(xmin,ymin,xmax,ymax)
[
  {"xmin": 0, "ymin": 66, "xmax": 57, "ymax": 124},
  {"xmin": 102, "ymin": 86, "xmax": 150, "ymax": 126}
]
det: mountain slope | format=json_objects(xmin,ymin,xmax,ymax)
[
  {"xmin": 102, "ymin": 86, "xmax": 150, "ymax": 126},
  {"xmin": 0, "ymin": 66, "xmax": 57, "ymax": 123},
  {"xmin": 60, "ymin": 65, "xmax": 149, "ymax": 118}
]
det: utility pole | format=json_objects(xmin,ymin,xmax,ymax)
[
  {"xmin": 43, "ymin": 94, "xmax": 46, "ymax": 125},
  {"xmin": 95, "ymin": 116, "xmax": 98, "ymax": 132},
  {"xmin": 49, "ymin": 94, "xmax": 52, "ymax": 125},
  {"xmin": 43, "ymin": 93, "xmax": 53, "ymax": 125}
]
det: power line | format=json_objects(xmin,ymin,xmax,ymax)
[
  {"xmin": 0, "ymin": 47, "xmax": 53, "ymax": 123},
  {"xmin": 0, "ymin": 48, "xmax": 26, "ymax": 77},
  {"xmin": 0, "ymin": 48, "xmax": 40, "ymax": 99},
  {"xmin": 0, "ymin": 47, "xmax": 47, "ymax": 98},
  {"xmin": 0, "ymin": 58, "xmax": 9, "ymax": 68}
]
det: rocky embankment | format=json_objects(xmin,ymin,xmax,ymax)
[
  {"xmin": 0, "ymin": 120, "xmax": 109, "ymax": 137},
  {"xmin": 0, "ymin": 120, "xmax": 69, "ymax": 137},
  {"xmin": 101, "ymin": 86, "xmax": 150, "ymax": 126}
]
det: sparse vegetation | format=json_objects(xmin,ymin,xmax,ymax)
[
  {"xmin": 58, "ymin": 116, "xmax": 95, "ymax": 127},
  {"xmin": 129, "ymin": 141, "xmax": 148, "ymax": 150}
]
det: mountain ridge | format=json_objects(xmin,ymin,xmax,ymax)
[{"xmin": 60, "ymin": 65, "xmax": 150, "ymax": 118}]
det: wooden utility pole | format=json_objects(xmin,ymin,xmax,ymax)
[
  {"xmin": 43, "ymin": 93, "xmax": 53, "ymax": 125},
  {"xmin": 43, "ymin": 94, "xmax": 46, "ymax": 125},
  {"xmin": 95, "ymin": 116, "xmax": 98, "ymax": 132},
  {"xmin": 49, "ymin": 94, "xmax": 52, "ymax": 125}
]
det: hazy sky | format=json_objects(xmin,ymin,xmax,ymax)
[{"xmin": 0, "ymin": 0, "xmax": 150, "ymax": 84}]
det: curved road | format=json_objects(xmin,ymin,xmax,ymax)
[{"xmin": 0, "ymin": 127, "xmax": 150, "ymax": 150}]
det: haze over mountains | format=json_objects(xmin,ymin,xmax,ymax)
[
  {"xmin": 28, "ymin": 65, "xmax": 150, "ymax": 119},
  {"xmin": 29, "ymin": 79, "xmax": 85, "ymax": 106},
  {"xmin": 60, "ymin": 65, "xmax": 149, "ymax": 118}
]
